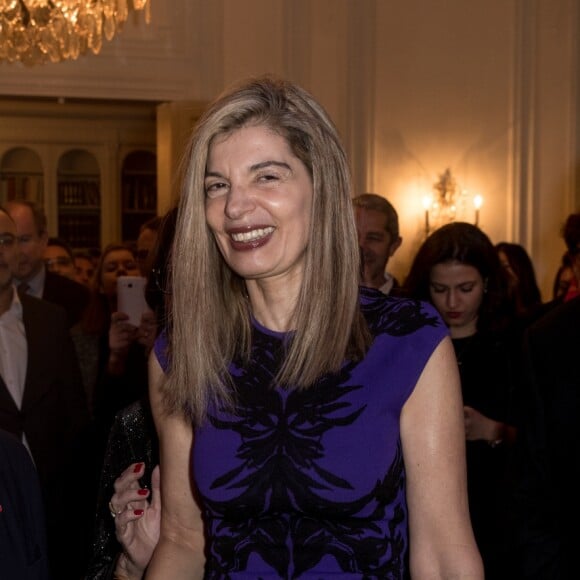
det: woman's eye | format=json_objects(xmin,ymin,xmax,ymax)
[
  {"xmin": 459, "ymin": 284, "xmax": 476, "ymax": 293},
  {"xmin": 257, "ymin": 173, "xmax": 279, "ymax": 183},
  {"xmin": 205, "ymin": 181, "xmax": 228, "ymax": 197},
  {"xmin": 430, "ymin": 285, "xmax": 446, "ymax": 294}
]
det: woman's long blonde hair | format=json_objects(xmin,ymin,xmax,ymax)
[{"xmin": 164, "ymin": 76, "xmax": 370, "ymax": 424}]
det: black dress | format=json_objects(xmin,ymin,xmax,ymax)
[
  {"xmin": 85, "ymin": 399, "xmax": 159, "ymax": 580},
  {"xmin": 452, "ymin": 330, "xmax": 520, "ymax": 579}
]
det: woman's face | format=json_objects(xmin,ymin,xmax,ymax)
[
  {"xmin": 429, "ymin": 260, "xmax": 485, "ymax": 338},
  {"xmin": 204, "ymin": 124, "xmax": 313, "ymax": 289},
  {"xmin": 74, "ymin": 256, "xmax": 95, "ymax": 287},
  {"xmin": 100, "ymin": 249, "xmax": 139, "ymax": 297}
]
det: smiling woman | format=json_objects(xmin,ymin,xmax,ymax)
[
  {"xmin": 146, "ymin": 78, "xmax": 483, "ymax": 579},
  {"xmin": 204, "ymin": 125, "xmax": 313, "ymax": 299}
]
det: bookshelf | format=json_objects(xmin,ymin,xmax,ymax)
[
  {"xmin": 121, "ymin": 150, "xmax": 157, "ymax": 241},
  {"xmin": 57, "ymin": 150, "xmax": 101, "ymax": 249},
  {"xmin": 0, "ymin": 147, "xmax": 44, "ymax": 205}
]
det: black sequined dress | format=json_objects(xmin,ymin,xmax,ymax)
[{"xmin": 85, "ymin": 398, "xmax": 159, "ymax": 580}]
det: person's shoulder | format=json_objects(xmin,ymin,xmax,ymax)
[
  {"xmin": 20, "ymin": 293, "xmax": 70, "ymax": 338},
  {"xmin": 21, "ymin": 291, "xmax": 68, "ymax": 318},
  {"xmin": 529, "ymin": 295, "xmax": 580, "ymax": 339},
  {"xmin": 359, "ymin": 286, "xmax": 444, "ymax": 337},
  {"xmin": 44, "ymin": 270, "xmax": 89, "ymax": 300}
]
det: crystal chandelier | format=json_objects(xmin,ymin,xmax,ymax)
[{"xmin": 0, "ymin": 0, "xmax": 151, "ymax": 65}]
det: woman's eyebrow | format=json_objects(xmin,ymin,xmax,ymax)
[
  {"xmin": 249, "ymin": 160, "xmax": 291, "ymax": 172},
  {"xmin": 205, "ymin": 160, "xmax": 291, "ymax": 178}
]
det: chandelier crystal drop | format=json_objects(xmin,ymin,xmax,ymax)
[{"xmin": 0, "ymin": 0, "xmax": 151, "ymax": 65}]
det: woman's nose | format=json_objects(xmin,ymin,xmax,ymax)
[
  {"xmin": 446, "ymin": 290, "xmax": 458, "ymax": 308},
  {"xmin": 224, "ymin": 183, "xmax": 255, "ymax": 219}
]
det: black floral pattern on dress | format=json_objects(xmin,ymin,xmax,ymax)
[{"xmin": 201, "ymin": 292, "xmax": 439, "ymax": 579}]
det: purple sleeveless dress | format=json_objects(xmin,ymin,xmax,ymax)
[{"xmin": 155, "ymin": 288, "xmax": 447, "ymax": 579}]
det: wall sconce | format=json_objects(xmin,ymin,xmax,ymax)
[{"xmin": 422, "ymin": 168, "xmax": 483, "ymax": 236}]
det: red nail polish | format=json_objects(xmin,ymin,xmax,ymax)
[
  {"xmin": 134, "ymin": 509, "xmax": 144, "ymax": 516},
  {"xmin": 137, "ymin": 489, "xmax": 149, "ymax": 496},
  {"xmin": 133, "ymin": 463, "xmax": 143, "ymax": 473}
]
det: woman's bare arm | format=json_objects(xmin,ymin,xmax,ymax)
[
  {"xmin": 401, "ymin": 336, "xmax": 483, "ymax": 579},
  {"xmin": 145, "ymin": 354, "xmax": 206, "ymax": 579}
]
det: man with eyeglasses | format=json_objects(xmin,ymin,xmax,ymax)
[
  {"xmin": 5, "ymin": 201, "xmax": 89, "ymax": 328},
  {"xmin": 43, "ymin": 237, "xmax": 77, "ymax": 281},
  {"xmin": 0, "ymin": 205, "xmax": 90, "ymax": 579}
]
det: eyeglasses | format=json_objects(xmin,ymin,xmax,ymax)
[
  {"xmin": 45, "ymin": 257, "xmax": 72, "ymax": 267},
  {"xmin": 104, "ymin": 260, "xmax": 138, "ymax": 273},
  {"xmin": 0, "ymin": 233, "xmax": 16, "ymax": 247}
]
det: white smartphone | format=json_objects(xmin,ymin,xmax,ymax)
[{"xmin": 117, "ymin": 275, "xmax": 148, "ymax": 327}]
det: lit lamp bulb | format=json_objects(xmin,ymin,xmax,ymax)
[
  {"xmin": 473, "ymin": 195, "xmax": 483, "ymax": 227},
  {"xmin": 422, "ymin": 195, "xmax": 432, "ymax": 235}
]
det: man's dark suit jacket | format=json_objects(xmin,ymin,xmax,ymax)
[
  {"xmin": 42, "ymin": 269, "xmax": 90, "ymax": 328},
  {"xmin": 516, "ymin": 296, "xmax": 580, "ymax": 579},
  {"xmin": 0, "ymin": 293, "xmax": 90, "ymax": 579},
  {"xmin": 0, "ymin": 428, "xmax": 49, "ymax": 579}
]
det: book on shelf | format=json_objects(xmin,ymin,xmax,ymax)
[
  {"xmin": 58, "ymin": 180, "xmax": 100, "ymax": 206},
  {"xmin": 0, "ymin": 175, "xmax": 42, "ymax": 203}
]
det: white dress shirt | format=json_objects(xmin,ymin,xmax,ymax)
[
  {"xmin": 0, "ymin": 286, "xmax": 27, "ymax": 409},
  {"xmin": 0, "ymin": 286, "xmax": 31, "ymax": 456},
  {"xmin": 378, "ymin": 272, "xmax": 395, "ymax": 296}
]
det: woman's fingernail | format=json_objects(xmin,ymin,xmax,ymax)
[
  {"xmin": 134, "ymin": 509, "xmax": 144, "ymax": 516},
  {"xmin": 137, "ymin": 489, "xmax": 149, "ymax": 496},
  {"xmin": 133, "ymin": 463, "xmax": 144, "ymax": 473}
]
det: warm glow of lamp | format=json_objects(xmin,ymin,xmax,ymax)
[
  {"xmin": 473, "ymin": 194, "xmax": 483, "ymax": 226},
  {"xmin": 0, "ymin": 0, "xmax": 151, "ymax": 65},
  {"xmin": 420, "ymin": 169, "xmax": 484, "ymax": 235}
]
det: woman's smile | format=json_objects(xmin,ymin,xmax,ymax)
[{"xmin": 227, "ymin": 225, "xmax": 276, "ymax": 249}]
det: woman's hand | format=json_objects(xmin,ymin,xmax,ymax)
[
  {"xmin": 110, "ymin": 312, "xmax": 138, "ymax": 354},
  {"xmin": 463, "ymin": 405, "xmax": 502, "ymax": 443},
  {"xmin": 111, "ymin": 462, "xmax": 161, "ymax": 579},
  {"xmin": 136, "ymin": 310, "xmax": 157, "ymax": 354},
  {"xmin": 107, "ymin": 312, "xmax": 138, "ymax": 374}
]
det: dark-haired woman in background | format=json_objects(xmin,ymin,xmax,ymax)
[
  {"xmin": 496, "ymin": 242, "xmax": 542, "ymax": 324},
  {"xmin": 552, "ymin": 252, "xmax": 574, "ymax": 300},
  {"xmin": 405, "ymin": 222, "xmax": 518, "ymax": 579}
]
